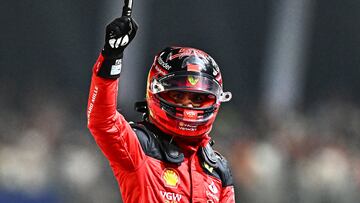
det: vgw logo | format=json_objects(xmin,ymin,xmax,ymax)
[{"xmin": 160, "ymin": 191, "xmax": 182, "ymax": 203}]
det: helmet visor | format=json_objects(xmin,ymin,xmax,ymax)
[{"xmin": 151, "ymin": 72, "xmax": 222, "ymax": 98}]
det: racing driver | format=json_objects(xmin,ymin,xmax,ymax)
[{"xmin": 87, "ymin": 16, "xmax": 236, "ymax": 203}]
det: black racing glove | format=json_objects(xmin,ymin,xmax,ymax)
[{"xmin": 97, "ymin": 16, "xmax": 138, "ymax": 79}]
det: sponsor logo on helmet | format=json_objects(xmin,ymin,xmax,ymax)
[
  {"xmin": 178, "ymin": 122, "xmax": 197, "ymax": 131},
  {"xmin": 184, "ymin": 110, "xmax": 197, "ymax": 118},
  {"xmin": 162, "ymin": 168, "xmax": 180, "ymax": 188},
  {"xmin": 158, "ymin": 55, "xmax": 172, "ymax": 70},
  {"xmin": 187, "ymin": 75, "xmax": 200, "ymax": 85},
  {"xmin": 160, "ymin": 191, "xmax": 182, "ymax": 203},
  {"xmin": 155, "ymin": 65, "xmax": 167, "ymax": 76},
  {"xmin": 170, "ymin": 48, "xmax": 209, "ymax": 60},
  {"xmin": 204, "ymin": 56, "xmax": 219, "ymax": 76},
  {"xmin": 186, "ymin": 63, "xmax": 202, "ymax": 72},
  {"xmin": 212, "ymin": 69, "xmax": 218, "ymax": 76}
]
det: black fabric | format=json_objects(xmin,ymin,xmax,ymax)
[
  {"xmin": 102, "ymin": 16, "xmax": 138, "ymax": 58},
  {"xmin": 130, "ymin": 122, "xmax": 184, "ymax": 165},
  {"xmin": 131, "ymin": 121, "xmax": 233, "ymax": 187},
  {"xmin": 97, "ymin": 55, "xmax": 123, "ymax": 79},
  {"xmin": 134, "ymin": 101, "xmax": 148, "ymax": 114},
  {"xmin": 198, "ymin": 144, "xmax": 234, "ymax": 187},
  {"xmin": 201, "ymin": 144, "xmax": 218, "ymax": 167},
  {"xmin": 131, "ymin": 124, "xmax": 163, "ymax": 160},
  {"xmin": 97, "ymin": 16, "xmax": 138, "ymax": 79},
  {"xmin": 213, "ymin": 151, "xmax": 234, "ymax": 187}
]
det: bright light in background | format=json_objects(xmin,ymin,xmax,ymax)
[{"xmin": 262, "ymin": 0, "xmax": 315, "ymax": 119}]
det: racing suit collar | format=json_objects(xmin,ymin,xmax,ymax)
[
  {"xmin": 143, "ymin": 120, "xmax": 211, "ymax": 155},
  {"xmin": 173, "ymin": 134, "xmax": 211, "ymax": 155}
]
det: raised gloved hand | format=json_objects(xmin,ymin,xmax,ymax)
[
  {"xmin": 103, "ymin": 16, "xmax": 138, "ymax": 57},
  {"xmin": 98, "ymin": 16, "xmax": 138, "ymax": 78}
]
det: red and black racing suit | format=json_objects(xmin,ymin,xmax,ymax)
[{"xmin": 87, "ymin": 54, "xmax": 236, "ymax": 203}]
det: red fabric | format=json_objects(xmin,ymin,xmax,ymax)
[{"xmin": 87, "ymin": 54, "xmax": 235, "ymax": 203}]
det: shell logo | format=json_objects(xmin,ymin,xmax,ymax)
[{"xmin": 162, "ymin": 168, "xmax": 180, "ymax": 188}]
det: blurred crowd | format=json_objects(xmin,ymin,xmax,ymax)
[
  {"xmin": 215, "ymin": 98, "xmax": 360, "ymax": 203},
  {"xmin": 0, "ymin": 91, "xmax": 359, "ymax": 203}
]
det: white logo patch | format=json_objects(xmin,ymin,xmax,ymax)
[
  {"xmin": 209, "ymin": 181, "xmax": 218, "ymax": 194},
  {"xmin": 160, "ymin": 191, "xmax": 182, "ymax": 202},
  {"xmin": 184, "ymin": 110, "xmax": 196, "ymax": 118},
  {"xmin": 110, "ymin": 59, "xmax": 122, "ymax": 75}
]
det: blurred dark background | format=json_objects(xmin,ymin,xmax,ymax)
[{"xmin": 0, "ymin": 0, "xmax": 359, "ymax": 202}]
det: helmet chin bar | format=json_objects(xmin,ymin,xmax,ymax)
[{"xmin": 158, "ymin": 98, "xmax": 216, "ymax": 122}]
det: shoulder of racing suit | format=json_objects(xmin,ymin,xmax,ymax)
[
  {"xmin": 130, "ymin": 121, "xmax": 233, "ymax": 187},
  {"xmin": 199, "ymin": 144, "xmax": 234, "ymax": 187},
  {"xmin": 130, "ymin": 121, "xmax": 185, "ymax": 165}
]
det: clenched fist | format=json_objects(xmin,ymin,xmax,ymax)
[
  {"xmin": 97, "ymin": 16, "xmax": 138, "ymax": 79},
  {"xmin": 102, "ymin": 16, "xmax": 138, "ymax": 58}
]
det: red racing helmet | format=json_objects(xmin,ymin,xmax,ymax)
[{"xmin": 146, "ymin": 47, "xmax": 232, "ymax": 137}]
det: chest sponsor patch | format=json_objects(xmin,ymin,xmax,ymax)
[
  {"xmin": 205, "ymin": 180, "xmax": 220, "ymax": 202},
  {"xmin": 162, "ymin": 168, "xmax": 180, "ymax": 188},
  {"xmin": 160, "ymin": 191, "xmax": 182, "ymax": 203},
  {"xmin": 209, "ymin": 181, "xmax": 218, "ymax": 194}
]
